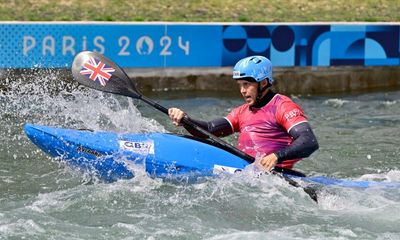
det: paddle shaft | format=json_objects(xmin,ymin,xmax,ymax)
[{"xmin": 140, "ymin": 95, "xmax": 255, "ymax": 163}]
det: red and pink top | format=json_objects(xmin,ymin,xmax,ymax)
[{"xmin": 225, "ymin": 94, "xmax": 308, "ymax": 169}]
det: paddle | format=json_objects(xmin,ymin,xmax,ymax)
[{"xmin": 71, "ymin": 51, "xmax": 317, "ymax": 202}]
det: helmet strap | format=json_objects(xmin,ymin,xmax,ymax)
[
  {"xmin": 252, "ymin": 80, "xmax": 273, "ymax": 109},
  {"xmin": 256, "ymin": 80, "xmax": 271, "ymax": 101}
]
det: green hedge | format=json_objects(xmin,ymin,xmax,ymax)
[{"xmin": 1, "ymin": 0, "xmax": 399, "ymax": 22}]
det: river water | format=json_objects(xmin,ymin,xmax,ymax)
[{"xmin": 1, "ymin": 71, "xmax": 400, "ymax": 239}]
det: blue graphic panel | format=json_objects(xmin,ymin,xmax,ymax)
[
  {"xmin": 364, "ymin": 25, "xmax": 400, "ymax": 65},
  {"xmin": 222, "ymin": 25, "xmax": 249, "ymax": 66},
  {"xmin": 162, "ymin": 25, "xmax": 222, "ymax": 67},
  {"xmin": 0, "ymin": 23, "xmax": 221, "ymax": 68},
  {"xmin": 0, "ymin": 23, "xmax": 399, "ymax": 68},
  {"xmin": 222, "ymin": 24, "xmax": 399, "ymax": 67},
  {"xmin": 222, "ymin": 25, "xmax": 332, "ymax": 67}
]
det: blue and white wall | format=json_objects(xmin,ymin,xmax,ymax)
[{"xmin": 0, "ymin": 22, "xmax": 399, "ymax": 68}]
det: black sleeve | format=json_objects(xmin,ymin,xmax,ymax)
[
  {"xmin": 183, "ymin": 117, "xmax": 233, "ymax": 138},
  {"xmin": 275, "ymin": 122, "xmax": 319, "ymax": 162}
]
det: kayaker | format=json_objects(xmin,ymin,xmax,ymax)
[{"xmin": 168, "ymin": 55, "xmax": 319, "ymax": 172}]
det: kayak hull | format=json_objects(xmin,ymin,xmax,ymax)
[
  {"xmin": 24, "ymin": 123, "xmax": 248, "ymax": 182},
  {"xmin": 24, "ymin": 123, "xmax": 400, "ymax": 188}
]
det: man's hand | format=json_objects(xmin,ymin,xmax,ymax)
[
  {"xmin": 255, "ymin": 153, "xmax": 278, "ymax": 172},
  {"xmin": 168, "ymin": 108, "xmax": 186, "ymax": 126}
]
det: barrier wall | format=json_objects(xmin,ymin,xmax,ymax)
[{"xmin": 0, "ymin": 22, "xmax": 399, "ymax": 69}]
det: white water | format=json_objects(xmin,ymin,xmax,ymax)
[{"xmin": 1, "ymin": 70, "xmax": 400, "ymax": 239}]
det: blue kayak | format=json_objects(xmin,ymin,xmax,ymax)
[{"xmin": 24, "ymin": 123, "xmax": 400, "ymax": 188}]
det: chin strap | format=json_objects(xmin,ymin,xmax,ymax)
[{"xmin": 254, "ymin": 81, "xmax": 271, "ymax": 106}]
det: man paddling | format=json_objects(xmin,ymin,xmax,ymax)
[{"xmin": 168, "ymin": 56, "xmax": 319, "ymax": 172}]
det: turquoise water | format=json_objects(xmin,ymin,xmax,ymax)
[{"xmin": 1, "ymin": 72, "xmax": 400, "ymax": 239}]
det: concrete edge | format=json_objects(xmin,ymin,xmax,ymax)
[{"xmin": 2, "ymin": 66, "xmax": 400, "ymax": 95}]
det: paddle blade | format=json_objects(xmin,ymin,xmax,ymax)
[{"xmin": 71, "ymin": 51, "xmax": 141, "ymax": 98}]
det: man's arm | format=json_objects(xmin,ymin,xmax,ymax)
[
  {"xmin": 275, "ymin": 122, "xmax": 319, "ymax": 162},
  {"xmin": 256, "ymin": 122, "xmax": 318, "ymax": 171},
  {"xmin": 183, "ymin": 117, "xmax": 233, "ymax": 138},
  {"xmin": 168, "ymin": 107, "xmax": 233, "ymax": 138}
]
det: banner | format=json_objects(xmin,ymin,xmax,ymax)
[{"xmin": 0, "ymin": 23, "xmax": 399, "ymax": 68}]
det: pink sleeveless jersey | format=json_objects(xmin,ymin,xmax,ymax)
[{"xmin": 225, "ymin": 94, "xmax": 308, "ymax": 169}]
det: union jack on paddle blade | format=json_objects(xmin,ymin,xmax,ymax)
[{"xmin": 80, "ymin": 57, "xmax": 115, "ymax": 87}]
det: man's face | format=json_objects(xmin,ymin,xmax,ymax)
[{"xmin": 236, "ymin": 80, "xmax": 259, "ymax": 106}]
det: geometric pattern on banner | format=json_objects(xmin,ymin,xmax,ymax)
[{"xmin": 222, "ymin": 24, "xmax": 400, "ymax": 67}]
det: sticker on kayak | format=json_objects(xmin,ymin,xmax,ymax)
[
  {"xmin": 213, "ymin": 164, "xmax": 242, "ymax": 174},
  {"xmin": 119, "ymin": 140, "xmax": 154, "ymax": 155}
]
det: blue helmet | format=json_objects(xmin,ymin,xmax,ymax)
[{"xmin": 232, "ymin": 56, "xmax": 273, "ymax": 84}]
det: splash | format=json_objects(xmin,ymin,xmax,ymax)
[{"xmin": 1, "ymin": 69, "xmax": 166, "ymax": 133}]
